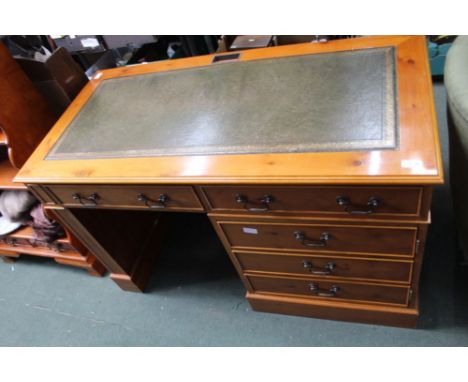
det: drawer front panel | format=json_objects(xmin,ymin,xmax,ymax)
[
  {"xmin": 234, "ymin": 251, "xmax": 413, "ymax": 283},
  {"xmin": 246, "ymin": 274, "xmax": 410, "ymax": 305},
  {"xmin": 44, "ymin": 185, "xmax": 204, "ymax": 211},
  {"xmin": 219, "ymin": 221, "xmax": 417, "ymax": 257},
  {"xmin": 201, "ymin": 186, "xmax": 424, "ymax": 218}
]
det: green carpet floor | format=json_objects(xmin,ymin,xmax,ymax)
[{"xmin": 1, "ymin": 82, "xmax": 467, "ymax": 346}]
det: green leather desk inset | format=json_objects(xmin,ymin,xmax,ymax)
[{"xmin": 47, "ymin": 47, "xmax": 397, "ymax": 160}]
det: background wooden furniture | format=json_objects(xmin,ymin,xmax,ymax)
[
  {"xmin": 0, "ymin": 42, "xmax": 105, "ymax": 276},
  {"xmin": 16, "ymin": 36, "xmax": 443, "ymax": 327},
  {"xmin": 15, "ymin": 47, "xmax": 89, "ymax": 116}
]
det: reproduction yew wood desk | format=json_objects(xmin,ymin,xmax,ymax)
[{"xmin": 15, "ymin": 36, "xmax": 443, "ymax": 328}]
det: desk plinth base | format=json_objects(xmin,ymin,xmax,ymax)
[{"xmin": 247, "ymin": 292, "xmax": 419, "ymax": 328}]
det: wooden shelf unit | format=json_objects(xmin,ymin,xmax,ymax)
[
  {"xmin": 0, "ymin": 41, "xmax": 105, "ymax": 276},
  {"xmin": 0, "ymin": 157, "xmax": 27, "ymax": 190}
]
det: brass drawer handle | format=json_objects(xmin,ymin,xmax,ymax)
[
  {"xmin": 137, "ymin": 193, "xmax": 168, "ymax": 208},
  {"xmin": 302, "ymin": 261, "xmax": 335, "ymax": 275},
  {"xmin": 294, "ymin": 231, "xmax": 330, "ymax": 247},
  {"xmin": 235, "ymin": 194, "xmax": 274, "ymax": 212},
  {"xmin": 72, "ymin": 192, "xmax": 99, "ymax": 206},
  {"xmin": 336, "ymin": 196, "xmax": 380, "ymax": 215},
  {"xmin": 309, "ymin": 283, "xmax": 340, "ymax": 297}
]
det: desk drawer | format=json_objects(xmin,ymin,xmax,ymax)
[
  {"xmin": 43, "ymin": 185, "xmax": 204, "ymax": 211},
  {"xmin": 200, "ymin": 186, "xmax": 425, "ymax": 218},
  {"xmin": 246, "ymin": 274, "xmax": 410, "ymax": 306},
  {"xmin": 234, "ymin": 251, "xmax": 413, "ymax": 283},
  {"xmin": 218, "ymin": 221, "xmax": 417, "ymax": 257}
]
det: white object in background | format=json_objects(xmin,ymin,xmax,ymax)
[
  {"xmin": 81, "ymin": 38, "xmax": 100, "ymax": 48},
  {"xmin": 0, "ymin": 216, "xmax": 22, "ymax": 236},
  {"xmin": 33, "ymin": 46, "xmax": 52, "ymax": 63}
]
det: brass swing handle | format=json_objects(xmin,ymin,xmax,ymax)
[
  {"xmin": 294, "ymin": 231, "xmax": 330, "ymax": 247},
  {"xmin": 72, "ymin": 192, "xmax": 99, "ymax": 206},
  {"xmin": 336, "ymin": 196, "xmax": 380, "ymax": 215},
  {"xmin": 137, "ymin": 193, "xmax": 168, "ymax": 208},
  {"xmin": 302, "ymin": 260, "xmax": 335, "ymax": 275},
  {"xmin": 235, "ymin": 194, "xmax": 274, "ymax": 212},
  {"xmin": 309, "ymin": 283, "xmax": 340, "ymax": 297}
]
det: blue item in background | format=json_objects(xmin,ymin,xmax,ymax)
[{"xmin": 428, "ymin": 40, "xmax": 453, "ymax": 77}]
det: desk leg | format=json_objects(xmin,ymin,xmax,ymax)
[
  {"xmin": 51, "ymin": 207, "xmax": 165, "ymax": 292},
  {"xmin": 46, "ymin": 209, "xmax": 106, "ymax": 277}
]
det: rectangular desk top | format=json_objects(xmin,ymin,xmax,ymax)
[{"xmin": 16, "ymin": 36, "xmax": 443, "ymax": 185}]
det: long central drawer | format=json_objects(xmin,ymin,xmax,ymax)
[{"xmin": 217, "ymin": 221, "xmax": 418, "ymax": 257}]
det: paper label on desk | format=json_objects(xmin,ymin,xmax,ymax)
[{"xmin": 242, "ymin": 227, "xmax": 258, "ymax": 234}]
